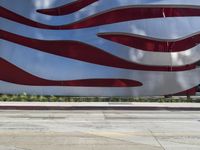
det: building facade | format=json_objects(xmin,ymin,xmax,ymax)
[{"xmin": 0, "ymin": 0, "xmax": 200, "ymax": 96}]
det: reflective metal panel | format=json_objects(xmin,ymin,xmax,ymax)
[{"xmin": 1, "ymin": 0, "xmax": 200, "ymax": 96}]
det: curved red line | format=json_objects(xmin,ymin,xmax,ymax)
[
  {"xmin": 98, "ymin": 33, "xmax": 200, "ymax": 52},
  {"xmin": 47, "ymin": 6, "xmax": 200, "ymax": 29},
  {"xmin": 2, "ymin": 6, "xmax": 200, "ymax": 30},
  {"xmin": 0, "ymin": 30, "xmax": 196, "ymax": 72},
  {"xmin": 0, "ymin": 58, "xmax": 142, "ymax": 87},
  {"xmin": 0, "ymin": 6, "xmax": 58, "ymax": 30},
  {"xmin": 173, "ymin": 87, "xmax": 196, "ymax": 95},
  {"xmin": 37, "ymin": 0, "xmax": 98, "ymax": 16}
]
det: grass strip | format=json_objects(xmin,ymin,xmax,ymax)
[{"xmin": 0, "ymin": 93, "xmax": 199, "ymax": 103}]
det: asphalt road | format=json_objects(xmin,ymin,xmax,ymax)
[{"xmin": 0, "ymin": 110, "xmax": 200, "ymax": 150}]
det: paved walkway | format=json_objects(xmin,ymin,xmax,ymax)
[
  {"xmin": 0, "ymin": 109, "xmax": 200, "ymax": 150},
  {"xmin": 0, "ymin": 102, "xmax": 200, "ymax": 110}
]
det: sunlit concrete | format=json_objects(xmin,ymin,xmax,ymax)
[{"xmin": 0, "ymin": 110, "xmax": 199, "ymax": 149}]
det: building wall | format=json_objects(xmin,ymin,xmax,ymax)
[{"xmin": 0, "ymin": 0, "xmax": 200, "ymax": 96}]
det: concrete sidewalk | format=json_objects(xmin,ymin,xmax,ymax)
[
  {"xmin": 0, "ymin": 109, "xmax": 200, "ymax": 150},
  {"xmin": 0, "ymin": 102, "xmax": 200, "ymax": 111}
]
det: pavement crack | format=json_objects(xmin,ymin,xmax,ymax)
[
  {"xmin": 81, "ymin": 131, "xmax": 162, "ymax": 148},
  {"xmin": 149, "ymin": 129, "xmax": 166, "ymax": 150}
]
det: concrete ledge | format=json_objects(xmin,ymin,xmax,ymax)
[{"xmin": 0, "ymin": 102, "xmax": 200, "ymax": 111}]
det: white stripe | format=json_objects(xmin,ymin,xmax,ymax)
[
  {"xmin": 1, "ymin": 0, "xmax": 200, "ymax": 25},
  {"xmin": 0, "ymin": 66, "xmax": 199, "ymax": 97},
  {"xmin": 1, "ymin": 26, "xmax": 200, "ymax": 67},
  {"xmin": 1, "ymin": 41, "xmax": 200, "ymax": 96},
  {"xmin": 1, "ymin": 40, "xmax": 171, "ymax": 80},
  {"xmin": 2, "ymin": 16, "xmax": 200, "ymax": 40}
]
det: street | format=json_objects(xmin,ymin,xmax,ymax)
[{"xmin": 0, "ymin": 110, "xmax": 200, "ymax": 150}]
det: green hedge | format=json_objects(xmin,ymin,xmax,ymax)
[{"xmin": 0, "ymin": 93, "xmax": 199, "ymax": 102}]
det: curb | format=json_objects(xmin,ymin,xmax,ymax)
[{"xmin": 0, "ymin": 105, "xmax": 200, "ymax": 111}]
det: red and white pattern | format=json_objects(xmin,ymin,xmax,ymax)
[{"xmin": 1, "ymin": 0, "xmax": 200, "ymax": 96}]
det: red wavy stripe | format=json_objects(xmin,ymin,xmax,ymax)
[
  {"xmin": 37, "ymin": 0, "xmax": 98, "ymax": 16},
  {"xmin": 0, "ymin": 6, "xmax": 57, "ymax": 29},
  {"xmin": 98, "ymin": 33, "xmax": 200, "ymax": 52},
  {"xmin": 2, "ymin": 6, "xmax": 200, "ymax": 29},
  {"xmin": 173, "ymin": 87, "xmax": 196, "ymax": 96},
  {"xmin": 0, "ymin": 58, "xmax": 142, "ymax": 87},
  {"xmin": 1, "ymin": 30, "xmax": 195, "ymax": 71},
  {"xmin": 46, "ymin": 6, "xmax": 200, "ymax": 29}
]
